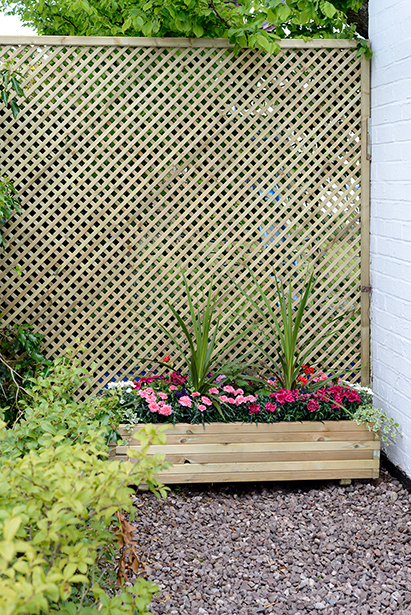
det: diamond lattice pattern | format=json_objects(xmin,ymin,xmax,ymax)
[{"xmin": 0, "ymin": 42, "xmax": 363, "ymax": 393}]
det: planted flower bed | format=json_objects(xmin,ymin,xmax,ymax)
[
  {"xmin": 106, "ymin": 373, "xmax": 381, "ymax": 484},
  {"xmin": 105, "ymin": 269, "xmax": 395, "ymax": 484}
]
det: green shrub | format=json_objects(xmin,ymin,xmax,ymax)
[
  {"xmin": 0, "ymin": 347, "xmax": 122, "ymax": 459},
  {"xmin": 0, "ymin": 322, "xmax": 51, "ymax": 426},
  {"xmin": 0, "ymin": 355, "xmax": 170, "ymax": 614}
]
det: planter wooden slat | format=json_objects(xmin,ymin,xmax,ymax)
[
  {"xmin": 112, "ymin": 421, "xmax": 380, "ymax": 483},
  {"xmin": 118, "ymin": 421, "xmax": 372, "ymax": 435}
]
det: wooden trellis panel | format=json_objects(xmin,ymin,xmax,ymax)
[{"xmin": 0, "ymin": 37, "xmax": 370, "ymax": 394}]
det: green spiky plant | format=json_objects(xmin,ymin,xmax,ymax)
[
  {"xmin": 148, "ymin": 270, "xmax": 257, "ymax": 395},
  {"xmin": 236, "ymin": 267, "xmax": 347, "ymax": 390}
]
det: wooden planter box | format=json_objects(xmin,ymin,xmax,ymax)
[{"xmin": 112, "ymin": 421, "xmax": 380, "ymax": 484}]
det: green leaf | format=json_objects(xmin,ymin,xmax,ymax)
[
  {"xmin": 192, "ymin": 23, "xmax": 204, "ymax": 37},
  {"xmin": 320, "ymin": 0, "xmax": 337, "ymax": 19},
  {"xmin": 1, "ymin": 89, "xmax": 9, "ymax": 106},
  {"xmin": 276, "ymin": 3, "xmax": 292, "ymax": 21},
  {"xmin": 3, "ymin": 517, "xmax": 21, "ymax": 541},
  {"xmin": 10, "ymin": 100, "xmax": 20, "ymax": 119}
]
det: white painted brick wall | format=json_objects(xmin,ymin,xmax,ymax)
[{"xmin": 370, "ymin": 0, "xmax": 411, "ymax": 477}]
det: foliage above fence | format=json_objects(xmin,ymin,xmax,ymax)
[
  {"xmin": 0, "ymin": 37, "xmax": 368, "ymax": 393},
  {"xmin": 1, "ymin": 0, "xmax": 369, "ymax": 57}
]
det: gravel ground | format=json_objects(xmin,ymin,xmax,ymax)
[{"xmin": 127, "ymin": 468, "xmax": 411, "ymax": 615}]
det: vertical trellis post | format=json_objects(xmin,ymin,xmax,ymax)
[{"xmin": 361, "ymin": 54, "xmax": 371, "ymax": 386}]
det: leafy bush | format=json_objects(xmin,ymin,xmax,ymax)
[
  {"xmin": 0, "ymin": 356, "xmax": 170, "ymax": 614},
  {"xmin": 0, "ymin": 322, "xmax": 51, "ymax": 425}
]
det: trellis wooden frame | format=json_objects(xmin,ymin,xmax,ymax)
[
  {"xmin": 112, "ymin": 421, "xmax": 380, "ymax": 483},
  {"xmin": 0, "ymin": 37, "xmax": 370, "ymax": 392}
]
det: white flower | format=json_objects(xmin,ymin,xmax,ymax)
[
  {"xmin": 107, "ymin": 380, "xmax": 135, "ymax": 390},
  {"xmin": 341, "ymin": 380, "xmax": 373, "ymax": 395},
  {"xmin": 120, "ymin": 399, "xmax": 125, "ymax": 404}
]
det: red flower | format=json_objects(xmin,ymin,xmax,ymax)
[
  {"xmin": 248, "ymin": 403, "xmax": 261, "ymax": 414},
  {"xmin": 163, "ymin": 356, "xmax": 170, "ymax": 362},
  {"xmin": 302, "ymin": 365, "xmax": 315, "ymax": 375}
]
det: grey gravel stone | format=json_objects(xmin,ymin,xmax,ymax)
[{"xmin": 123, "ymin": 467, "xmax": 411, "ymax": 615}]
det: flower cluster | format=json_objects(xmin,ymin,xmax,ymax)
[{"xmin": 104, "ymin": 366, "xmax": 371, "ymax": 426}]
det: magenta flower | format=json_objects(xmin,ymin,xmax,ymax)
[
  {"xmin": 178, "ymin": 396, "xmax": 192, "ymax": 407},
  {"xmin": 265, "ymin": 402, "xmax": 277, "ymax": 412},
  {"xmin": 307, "ymin": 399, "xmax": 319, "ymax": 412},
  {"xmin": 249, "ymin": 403, "xmax": 261, "ymax": 414}
]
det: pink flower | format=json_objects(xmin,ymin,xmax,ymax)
[
  {"xmin": 215, "ymin": 375, "xmax": 226, "ymax": 383},
  {"xmin": 245, "ymin": 395, "xmax": 257, "ymax": 403},
  {"xmin": 201, "ymin": 396, "xmax": 212, "ymax": 406},
  {"xmin": 274, "ymin": 389, "xmax": 294, "ymax": 403},
  {"xmin": 235, "ymin": 395, "xmax": 246, "ymax": 405},
  {"xmin": 219, "ymin": 395, "xmax": 229, "ymax": 402},
  {"xmin": 158, "ymin": 404, "xmax": 172, "ymax": 416},
  {"xmin": 228, "ymin": 397, "xmax": 236, "ymax": 404},
  {"xmin": 192, "ymin": 392, "xmax": 201, "ymax": 397},
  {"xmin": 158, "ymin": 400, "xmax": 165, "ymax": 406},
  {"xmin": 265, "ymin": 402, "xmax": 277, "ymax": 412},
  {"xmin": 249, "ymin": 403, "xmax": 261, "ymax": 414},
  {"xmin": 143, "ymin": 387, "xmax": 154, "ymax": 396},
  {"xmin": 209, "ymin": 387, "xmax": 219, "ymax": 395},
  {"xmin": 146, "ymin": 395, "xmax": 157, "ymax": 403},
  {"xmin": 234, "ymin": 389, "xmax": 244, "ymax": 396},
  {"xmin": 345, "ymin": 390, "xmax": 361, "ymax": 403},
  {"xmin": 169, "ymin": 385, "xmax": 178, "ymax": 391},
  {"xmin": 307, "ymin": 399, "xmax": 319, "ymax": 412},
  {"xmin": 223, "ymin": 385, "xmax": 236, "ymax": 394},
  {"xmin": 178, "ymin": 396, "xmax": 192, "ymax": 407},
  {"xmin": 148, "ymin": 402, "xmax": 159, "ymax": 413},
  {"xmin": 158, "ymin": 392, "xmax": 168, "ymax": 400},
  {"xmin": 198, "ymin": 404, "xmax": 206, "ymax": 412}
]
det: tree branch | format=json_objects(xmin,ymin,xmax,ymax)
[{"xmin": 208, "ymin": 0, "xmax": 233, "ymax": 30}]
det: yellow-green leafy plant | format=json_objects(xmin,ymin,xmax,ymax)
[{"xmin": 0, "ymin": 357, "xmax": 170, "ymax": 614}]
